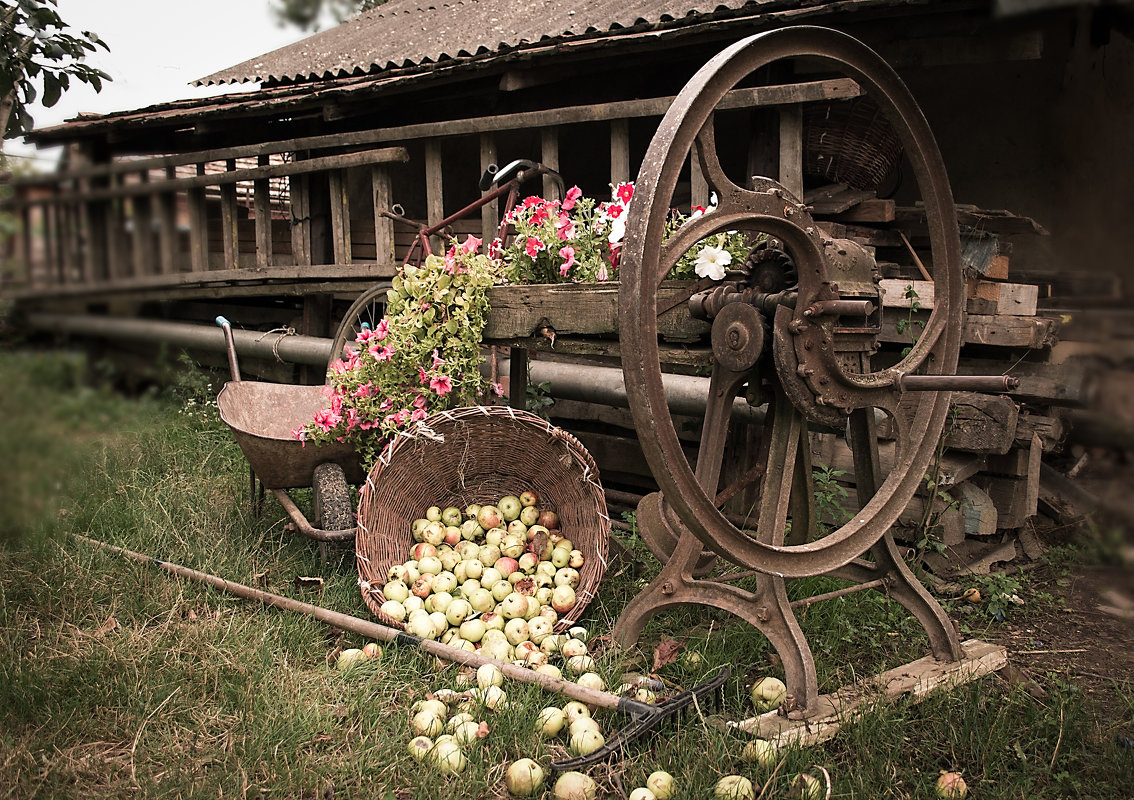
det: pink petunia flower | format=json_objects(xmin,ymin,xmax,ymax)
[
  {"xmin": 430, "ymin": 374, "xmax": 453, "ymax": 397},
  {"xmin": 431, "ymin": 349, "xmax": 445, "ymax": 370},
  {"xmin": 368, "ymin": 344, "xmax": 394, "ymax": 362},
  {"xmin": 525, "ymin": 236, "xmax": 544, "ymax": 258},
  {"xmin": 354, "ymin": 327, "xmax": 374, "ymax": 345},
  {"xmin": 562, "ymin": 185, "xmax": 582, "ymax": 211},
  {"xmin": 597, "ymin": 265, "xmax": 609, "ymax": 282},
  {"xmin": 559, "ymin": 246, "xmax": 576, "ymax": 277},
  {"xmin": 374, "ymin": 318, "xmax": 390, "ymax": 340},
  {"xmin": 418, "ymin": 366, "xmax": 428, "ymax": 384},
  {"xmin": 461, "ymin": 234, "xmax": 482, "ymax": 254},
  {"xmin": 411, "ymin": 408, "xmax": 428, "ymax": 422},
  {"xmin": 555, "ymin": 213, "xmax": 575, "ymax": 241},
  {"xmin": 492, "ymin": 382, "xmax": 505, "ymax": 398}
]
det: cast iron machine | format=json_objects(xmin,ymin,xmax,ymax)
[{"xmin": 614, "ymin": 26, "xmax": 1016, "ymax": 717}]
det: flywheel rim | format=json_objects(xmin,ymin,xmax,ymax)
[{"xmin": 619, "ymin": 25, "xmax": 963, "ymax": 579}]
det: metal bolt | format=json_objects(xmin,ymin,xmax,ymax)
[
  {"xmin": 756, "ymin": 606, "xmax": 769, "ymax": 622},
  {"xmin": 662, "ymin": 581, "xmax": 675, "ymax": 595}
]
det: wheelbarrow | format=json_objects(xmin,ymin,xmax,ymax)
[{"xmin": 215, "ymin": 316, "xmax": 362, "ymax": 545}]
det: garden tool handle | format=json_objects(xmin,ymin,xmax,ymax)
[{"xmin": 215, "ymin": 316, "xmax": 241, "ymax": 382}]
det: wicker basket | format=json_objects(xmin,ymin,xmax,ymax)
[
  {"xmin": 356, "ymin": 405, "xmax": 609, "ymax": 634},
  {"xmin": 804, "ymin": 96, "xmax": 903, "ymax": 191}
]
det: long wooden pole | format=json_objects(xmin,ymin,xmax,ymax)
[{"xmin": 70, "ymin": 533, "xmax": 641, "ymax": 715}]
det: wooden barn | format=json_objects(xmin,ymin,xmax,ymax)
[{"xmin": 3, "ymin": 0, "xmax": 1133, "ymax": 571}]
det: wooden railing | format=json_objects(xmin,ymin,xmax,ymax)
[{"xmin": 2, "ymin": 78, "xmax": 860, "ymax": 301}]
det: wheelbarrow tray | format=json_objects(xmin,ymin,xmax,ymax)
[{"xmin": 217, "ymin": 380, "xmax": 365, "ymax": 490}]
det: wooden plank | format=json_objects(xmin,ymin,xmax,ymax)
[
  {"xmin": 541, "ymin": 128, "xmax": 561, "ymax": 202},
  {"xmin": 44, "ymin": 147, "xmax": 411, "ymax": 205},
  {"xmin": 220, "ymin": 159, "xmax": 240, "ymax": 272},
  {"xmin": 130, "ymin": 173, "xmax": 154, "ymax": 277},
  {"xmin": 809, "ymin": 433, "xmax": 985, "ymax": 488},
  {"xmin": 879, "ymin": 279, "xmax": 934, "ymax": 309},
  {"xmin": 425, "ymin": 140, "xmax": 444, "ymax": 254},
  {"xmin": 106, "ymin": 175, "xmax": 126, "ymax": 279},
  {"xmin": 924, "ymin": 539, "xmax": 1017, "ymax": 577},
  {"xmin": 372, "ymin": 165, "xmax": 395, "ymax": 265},
  {"xmin": 880, "ymin": 392, "xmax": 1018, "ymax": 455},
  {"xmin": 157, "ymin": 165, "xmax": 178, "ymax": 274},
  {"xmin": 958, "ymin": 358, "xmax": 1091, "ymax": 407},
  {"xmin": 478, "ymin": 134, "xmax": 498, "ymax": 246},
  {"xmin": 895, "ymin": 205, "xmax": 1048, "ymax": 237},
  {"xmin": 610, "ymin": 119, "xmax": 630, "ymax": 188},
  {"xmin": 778, "ymin": 105, "xmax": 803, "ymax": 200},
  {"xmin": 834, "ymin": 198, "xmax": 896, "ymax": 223},
  {"xmin": 957, "ymin": 481, "xmax": 998, "ymax": 536},
  {"xmin": 729, "ymin": 640, "xmax": 1007, "ymax": 746},
  {"xmin": 1016, "ymin": 413, "xmax": 1064, "ymax": 452},
  {"xmin": 188, "ymin": 163, "xmax": 209, "ymax": 273},
  {"xmin": 977, "ymin": 472, "xmax": 1038, "ymax": 529},
  {"xmin": 328, "ymin": 168, "xmax": 352, "ymax": 265},
  {"xmin": 805, "ymin": 184, "xmax": 875, "ymax": 215},
  {"xmin": 253, "ymin": 154, "xmax": 272, "ymax": 270},
  {"xmin": 12, "ymin": 80, "xmax": 861, "ymax": 190},
  {"xmin": 880, "ymin": 309, "xmax": 1058, "ymax": 349},
  {"xmin": 482, "ymin": 281, "xmax": 709, "ymax": 340},
  {"xmin": 966, "ymin": 280, "xmax": 1039, "ymax": 316},
  {"xmin": 290, "ymin": 170, "xmax": 312, "ymax": 267}
]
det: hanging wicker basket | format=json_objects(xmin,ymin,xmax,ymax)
[
  {"xmin": 356, "ymin": 405, "xmax": 609, "ymax": 634},
  {"xmin": 804, "ymin": 96, "xmax": 904, "ymax": 191}
]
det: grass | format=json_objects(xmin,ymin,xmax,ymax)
[{"xmin": 0, "ymin": 348, "xmax": 1131, "ymax": 799}]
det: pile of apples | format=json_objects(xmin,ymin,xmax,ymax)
[{"xmin": 379, "ymin": 491, "xmax": 589, "ymax": 665}]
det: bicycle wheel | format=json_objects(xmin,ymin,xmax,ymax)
[{"xmin": 329, "ymin": 282, "xmax": 392, "ymax": 371}]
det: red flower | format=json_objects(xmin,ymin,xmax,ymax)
[
  {"xmin": 562, "ymin": 185, "xmax": 583, "ymax": 211},
  {"xmin": 616, "ymin": 183, "xmax": 634, "ymax": 203},
  {"xmin": 525, "ymin": 236, "xmax": 544, "ymax": 258}
]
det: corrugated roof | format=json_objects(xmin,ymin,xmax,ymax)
[{"xmin": 195, "ymin": 0, "xmax": 779, "ymax": 85}]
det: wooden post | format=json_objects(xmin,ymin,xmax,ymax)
[
  {"xmin": 188, "ymin": 163, "xmax": 209, "ymax": 272},
  {"xmin": 425, "ymin": 139, "xmax": 444, "ymax": 252},
  {"xmin": 541, "ymin": 128, "xmax": 561, "ymax": 201},
  {"xmin": 290, "ymin": 166, "xmax": 312, "ymax": 267},
  {"xmin": 778, "ymin": 105, "xmax": 804, "ymax": 200},
  {"xmin": 328, "ymin": 167, "xmax": 352, "ymax": 264},
  {"xmin": 610, "ymin": 119, "xmax": 630, "ymax": 188},
  {"xmin": 157, "ymin": 166, "xmax": 178, "ymax": 274},
  {"xmin": 106, "ymin": 174, "xmax": 126, "ymax": 279},
  {"xmin": 509, "ymin": 347, "xmax": 528, "ymax": 411},
  {"xmin": 690, "ymin": 156, "xmax": 708, "ymax": 211},
  {"xmin": 131, "ymin": 171, "xmax": 153, "ymax": 276},
  {"xmin": 371, "ymin": 165, "xmax": 394, "ymax": 265},
  {"xmin": 479, "ymin": 134, "xmax": 498, "ymax": 247},
  {"xmin": 253, "ymin": 154, "xmax": 273, "ymax": 269},
  {"xmin": 220, "ymin": 158, "xmax": 240, "ymax": 271}
]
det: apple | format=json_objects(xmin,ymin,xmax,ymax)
[
  {"xmin": 441, "ymin": 506, "xmax": 463, "ymax": 526},
  {"xmin": 460, "ymin": 519, "xmax": 483, "ymax": 541},
  {"xmin": 464, "ymin": 559, "xmax": 484, "ymax": 580},
  {"xmin": 411, "ymin": 542, "xmax": 437, "ymax": 561},
  {"xmin": 495, "ymin": 557, "xmax": 519, "ymax": 577},
  {"xmin": 423, "ymin": 521, "xmax": 447, "ymax": 546},
  {"xmin": 481, "ymin": 611, "xmax": 505, "ymax": 631},
  {"xmin": 464, "ymin": 503, "xmax": 481, "ymax": 520},
  {"xmin": 537, "ymin": 509, "xmax": 559, "ymax": 529},
  {"xmin": 362, "ymin": 642, "xmax": 382, "ymax": 659},
  {"xmin": 491, "ymin": 580, "xmax": 513, "ymax": 602},
  {"xmin": 426, "ymin": 506, "xmax": 443, "ymax": 522},
  {"xmin": 425, "ymin": 591, "xmax": 452, "ymax": 613},
  {"xmin": 518, "ymin": 553, "xmax": 540, "ymax": 574},
  {"xmin": 500, "ymin": 592, "xmax": 528, "ymax": 619},
  {"xmin": 418, "ymin": 556, "xmax": 443, "ymax": 576},
  {"xmin": 507, "ymin": 519, "xmax": 528, "ymax": 538},
  {"xmin": 445, "ymin": 598, "xmax": 473, "ymax": 626},
  {"xmin": 519, "ymin": 505, "xmax": 541, "ymax": 526},
  {"xmin": 411, "ymin": 576, "xmax": 433, "ymax": 598},
  {"xmin": 444, "ymin": 526, "xmax": 462, "ymax": 546},
  {"xmin": 467, "ymin": 588, "xmax": 495, "ymax": 613},
  {"xmin": 412, "ymin": 517, "xmax": 431, "ymax": 538},
  {"xmin": 520, "ymin": 490, "xmax": 539, "ymax": 507},
  {"xmin": 551, "ymin": 548, "xmax": 571, "ymax": 569},
  {"xmin": 459, "ymin": 618, "xmax": 486, "ymax": 643},
  {"xmin": 478, "ymin": 505, "xmax": 503, "ymax": 531},
  {"xmin": 498, "ymin": 495, "xmax": 522, "ymax": 522}
]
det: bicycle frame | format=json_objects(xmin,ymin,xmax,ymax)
[{"xmin": 379, "ymin": 159, "xmax": 563, "ymax": 267}]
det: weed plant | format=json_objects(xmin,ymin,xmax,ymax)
[{"xmin": 0, "ymin": 351, "xmax": 1130, "ymax": 798}]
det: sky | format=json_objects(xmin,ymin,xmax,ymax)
[{"xmin": 8, "ymin": 0, "xmax": 314, "ymax": 169}]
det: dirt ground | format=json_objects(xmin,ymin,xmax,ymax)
[{"xmin": 991, "ymin": 536, "xmax": 1132, "ymax": 730}]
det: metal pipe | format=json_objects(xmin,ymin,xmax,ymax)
[
  {"xmin": 26, "ymin": 313, "xmax": 766, "ymax": 423},
  {"xmin": 505, "ymin": 358, "xmax": 767, "ymax": 426},
  {"xmin": 27, "ymin": 312, "xmax": 333, "ymax": 367}
]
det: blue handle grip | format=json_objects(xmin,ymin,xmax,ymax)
[{"xmin": 216, "ymin": 316, "xmax": 230, "ymax": 328}]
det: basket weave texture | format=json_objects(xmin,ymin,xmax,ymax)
[
  {"xmin": 804, "ymin": 96, "xmax": 903, "ymax": 191},
  {"xmin": 357, "ymin": 405, "xmax": 609, "ymax": 634}
]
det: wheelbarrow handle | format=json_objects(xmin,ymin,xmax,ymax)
[{"xmin": 215, "ymin": 316, "xmax": 242, "ymax": 382}]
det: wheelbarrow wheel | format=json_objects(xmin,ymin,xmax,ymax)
[{"xmin": 312, "ymin": 463, "xmax": 354, "ymax": 534}]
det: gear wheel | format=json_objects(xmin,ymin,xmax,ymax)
[{"xmin": 746, "ymin": 237, "xmax": 798, "ymax": 292}]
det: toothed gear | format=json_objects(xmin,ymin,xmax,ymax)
[{"xmin": 746, "ymin": 237, "xmax": 798, "ymax": 292}]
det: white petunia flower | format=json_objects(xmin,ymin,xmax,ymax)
[
  {"xmin": 694, "ymin": 245, "xmax": 732, "ymax": 280},
  {"xmin": 608, "ymin": 215, "xmax": 626, "ymax": 244}
]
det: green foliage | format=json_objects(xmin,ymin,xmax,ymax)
[
  {"xmin": 0, "ymin": 0, "xmax": 112, "ymax": 138},
  {"xmin": 812, "ymin": 464, "xmax": 849, "ymax": 530},
  {"xmin": 304, "ymin": 236, "xmax": 501, "ymax": 468},
  {"xmin": 895, "ymin": 283, "xmax": 927, "ymax": 357},
  {"xmin": 525, "ymin": 379, "xmax": 555, "ymax": 420}
]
